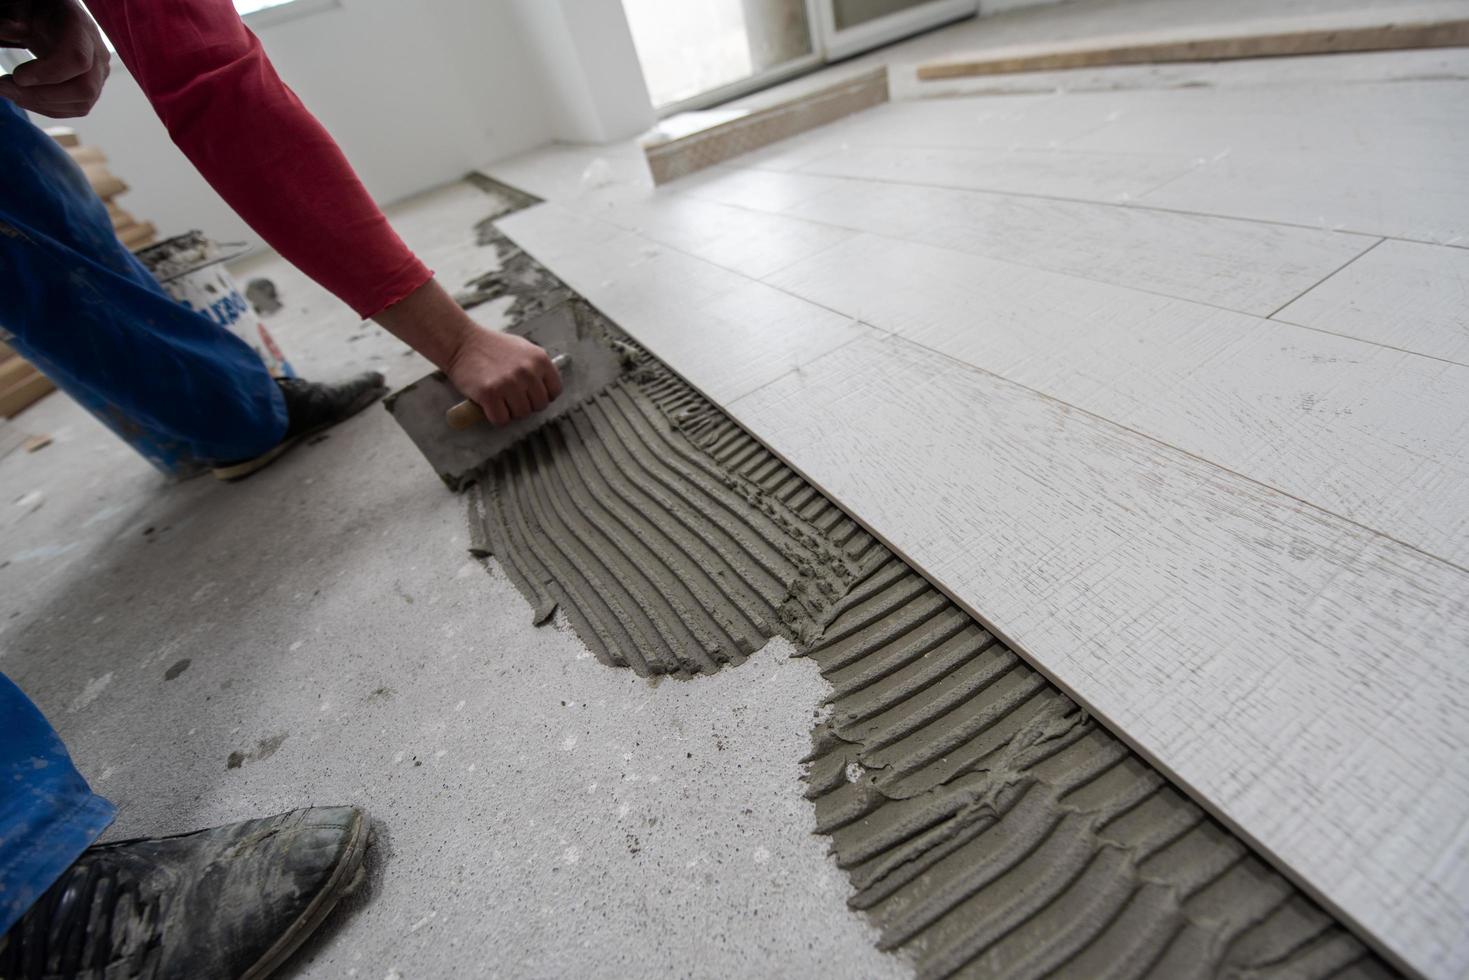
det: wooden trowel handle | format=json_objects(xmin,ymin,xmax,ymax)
[{"xmin": 446, "ymin": 352, "xmax": 570, "ymax": 430}]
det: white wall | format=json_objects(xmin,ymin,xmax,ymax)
[
  {"xmin": 67, "ymin": 0, "xmax": 652, "ymax": 250},
  {"xmin": 506, "ymin": 0, "xmax": 656, "ymax": 144}
]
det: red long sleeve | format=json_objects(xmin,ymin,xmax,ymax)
[{"xmin": 86, "ymin": 0, "xmax": 431, "ymax": 318}]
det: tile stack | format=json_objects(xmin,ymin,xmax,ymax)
[{"xmin": 0, "ymin": 338, "xmax": 53, "ymax": 419}]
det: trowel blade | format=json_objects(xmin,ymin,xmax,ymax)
[{"xmin": 384, "ymin": 301, "xmax": 624, "ymax": 491}]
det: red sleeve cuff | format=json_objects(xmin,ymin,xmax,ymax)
[{"xmin": 356, "ymin": 259, "xmax": 434, "ymax": 320}]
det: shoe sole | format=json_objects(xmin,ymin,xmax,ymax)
[
  {"xmin": 211, "ymin": 385, "xmax": 387, "ymax": 482},
  {"xmin": 240, "ymin": 808, "xmax": 370, "ymax": 980}
]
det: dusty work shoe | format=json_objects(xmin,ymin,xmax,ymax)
[
  {"xmin": 212, "ymin": 371, "xmax": 388, "ymax": 481},
  {"xmin": 0, "ymin": 806, "xmax": 368, "ymax": 980}
]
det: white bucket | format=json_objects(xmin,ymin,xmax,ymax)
[{"xmin": 135, "ymin": 231, "xmax": 295, "ymax": 378}]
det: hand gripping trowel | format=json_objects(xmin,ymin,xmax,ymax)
[{"xmin": 384, "ymin": 300, "xmax": 625, "ymax": 491}]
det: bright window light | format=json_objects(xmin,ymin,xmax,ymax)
[{"xmin": 234, "ymin": 0, "xmax": 298, "ymax": 14}]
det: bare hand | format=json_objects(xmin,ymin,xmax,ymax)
[
  {"xmin": 0, "ymin": 0, "xmax": 110, "ymax": 118},
  {"xmin": 446, "ymin": 327, "xmax": 563, "ymax": 427}
]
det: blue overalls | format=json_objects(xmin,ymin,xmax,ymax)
[{"xmin": 1, "ymin": 97, "xmax": 288, "ymax": 933}]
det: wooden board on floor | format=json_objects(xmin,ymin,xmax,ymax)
[
  {"xmin": 643, "ymin": 68, "xmax": 889, "ymax": 185},
  {"xmin": 1274, "ymin": 239, "xmax": 1469, "ymax": 365},
  {"xmin": 117, "ymin": 220, "xmax": 158, "ymax": 250},
  {"xmin": 724, "ymin": 332, "xmax": 1469, "ymax": 980},
  {"xmin": 916, "ymin": 14, "xmax": 1469, "ymax": 79},
  {"xmin": 0, "ymin": 369, "xmax": 55, "ymax": 418}
]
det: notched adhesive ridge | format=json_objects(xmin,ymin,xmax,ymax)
[{"xmin": 467, "ymin": 335, "xmax": 864, "ymax": 677}]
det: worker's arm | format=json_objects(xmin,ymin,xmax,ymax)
[{"xmin": 0, "ymin": 0, "xmax": 557, "ymax": 425}]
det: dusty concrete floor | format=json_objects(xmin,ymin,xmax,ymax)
[{"xmin": 0, "ymin": 183, "xmax": 907, "ymax": 979}]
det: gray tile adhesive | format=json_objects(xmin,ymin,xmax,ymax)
[{"xmin": 459, "ymin": 180, "xmax": 1395, "ymax": 980}]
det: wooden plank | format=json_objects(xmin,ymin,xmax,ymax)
[
  {"xmin": 674, "ymin": 167, "xmax": 1375, "ymax": 315},
  {"xmin": 764, "ymin": 232, "xmax": 1469, "ymax": 566},
  {"xmin": 81, "ymin": 162, "xmax": 127, "ymax": 201},
  {"xmin": 897, "ymin": 46, "xmax": 1469, "ymax": 101},
  {"xmin": 643, "ymin": 68, "xmax": 889, "ymax": 185},
  {"xmin": 1274, "ymin": 239, "xmax": 1469, "ymax": 365},
  {"xmin": 117, "ymin": 221, "xmax": 157, "ymax": 250},
  {"xmin": 64, "ymin": 144, "xmax": 106, "ymax": 166},
  {"xmin": 106, "ymin": 202, "xmax": 134, "ymax": 231},
  {"xmin": 724, "ymin": 331, "xmax": 1469, "ymax": 980},
  {"xmin": 498, "ymin": 204, "xmax": 871, "ymax": 405},
  {"xmin": 0, "ymin": 355, "xmax": 37, "ymax": 390},
  {"xmin": 44, "ymin": 126, "xmax": 78, "ymax": 147},
  {"xmin": 916, "ymin": 16, "xmax": 1469, "ymax": 80},
  {"xmin": 0, "ymin": 369, "xmax": 55, "ymax": 418}
]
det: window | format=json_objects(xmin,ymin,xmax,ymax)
[{"xmin": 622, "ymin": 0, "xmax": 817, "ymax": 110}]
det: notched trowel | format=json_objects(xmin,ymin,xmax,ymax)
[{"xmin": 385, "ymin": 300, "xmax": 625, "ymax": 491}]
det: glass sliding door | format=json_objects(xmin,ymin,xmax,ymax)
[
  {"xmin": 622, "ymin": 0, "xmax": 821, "ymax": 112},
  {"xmin": 817, "ymin": 0, "xmax": 974, "ymax": 59}
]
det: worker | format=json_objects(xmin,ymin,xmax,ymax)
[{"xmin": 0, "ymin": 0, "xmax": 561, "ymax": 974}]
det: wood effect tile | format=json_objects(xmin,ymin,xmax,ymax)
[
  {"xmin": 765, "ymin": 233, "xmax": 1469, "ymax": 564},
  {"xmin": 1275, "ymin": 239, "xmax": 1469, "ymax": 364},
  {"xmin": 727, "ymin": 332, "xmax": 1469, "ymax": 980}
]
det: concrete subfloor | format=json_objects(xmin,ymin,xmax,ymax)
[{"xmin": 0, "ymin": 182, "xmax": 907, "ymax": 979}]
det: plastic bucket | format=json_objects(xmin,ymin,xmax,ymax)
[{"xmin": 135, "ymin": 231, "xmax": 295, "ymax": 378}]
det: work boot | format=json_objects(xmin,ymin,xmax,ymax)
[
  {"xmin": 0, "ymin": 806, "xmax": 368, "ymax": 980},
  {"xmin": 212, "ymin": 371, "xmax": 388, "ymax": 481}
]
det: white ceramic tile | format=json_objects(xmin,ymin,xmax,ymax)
[
  {"xmin": 589, "ymin": 195, "xmax": 857, "ymax": 281},
  {"xmin": 893, "ymin": 47, "xmax": 1469, "ymax": 101},
  {"xmin": 497, "ymin": 204, "xmax": 868, "ymax": 404},
  {"xmin": 673, "ymin": 166, "xmax": 844, "ymax": 214},
  {"xmin": 728, "ymin": 332, "xmax": 1469, "ymax": 980},
  {"xmin": 1137, "ymin": 147, "xmax": 1469, "ymax": 244},
  {"xmin": 794, "ymin": 142, "xmax": 1199, "ymax": 203},
  {"xmin": 1275, "ymin": 239, "xmax": 1469, "ymax": 364},
  {"xmin": 736, "ymin": 173, "xmax": 1373, "ymax": 314},
  {"xmin": 766, "ymin": 233, "xmax": 1469, "ymax": 564},
  {"xmin": 1067, "ymin": 80, "xmax": 1469, "ymax": 160}
]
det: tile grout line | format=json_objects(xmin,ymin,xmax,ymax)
[
  {"xmin": 719, "ymin": 155, "xmax": 1468, "ymax": 248},
  {"xmin": 1264, "ymin": 236, "xmax": 1387, "ymax": 319},
  {"xmin": 1265, "ymin": 236, "xmax": 1469, "ymax": 367},
  {"xmin": 632, "ymin": 187, "xmax": 1461, "ymax": 366},
  {"xmin": 727, "ymin": 324, "xmax": 1469, "ymax": 580},
  {"xmin": 725, "ymin": 328, "xmax": 881, "ymax": 409}
]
